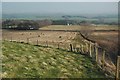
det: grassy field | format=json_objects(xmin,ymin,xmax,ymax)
[
  {"xmin": 2, "ymin": 25, "xmax": 118, "ymax": 77},
  {"xmin": 2, "ymin": 41, "xmax": 106, "ymax": 78},
  {"xmin": 39, "ymin": 25, "xmax": 118, "ymax": 30},
  {"xmin": 3, "ymin": 29, "xmax": 78, "ymax": 50},
  {"xmin": 3, "ymin": 25, "xmax": 118, "ymax": 63}
]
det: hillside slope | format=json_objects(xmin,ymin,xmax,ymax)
[{"xmin": 2, "ymin": 41, "xmax": 106, "ymax": 78}]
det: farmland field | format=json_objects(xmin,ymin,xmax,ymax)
[
  {"xmin": 2, "ymin": 25, "xmax": 118, "ymax": 77},
  {"xmin": 40, "ymin": 25, "xmax": 118, "ymax": 30},
  {"xmin": 2, "ymin": 25, "xmax": 118, "ymax": 59},
  {"xmin": 2, "ymin": 29, "xmax": 77, "ymax": 50}
]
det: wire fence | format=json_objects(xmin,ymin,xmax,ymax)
[{"xmin": 3, "ymin": 36, "xmax": 120, "ymax": 79}]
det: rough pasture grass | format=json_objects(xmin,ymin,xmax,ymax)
[{"xmin": 2, "ymin": 41, "xmax": 106, "ymax": 78}]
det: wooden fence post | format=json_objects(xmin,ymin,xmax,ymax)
[
  {"xmin": 46, "ymin": 41, "xmax": 48, "ymax": 47},
  {"xmin": 70, "ymin": 44, "xmax": 73, "ymax": 52},
  {"xmin": 102, "ymin": 50, "xmax": 105, "ymax": 69},
  {"xmin": 81, "ymin": 44, "xmax": 84, "ymax": 53},
  {"xmin": 58, "ymin": 43, "xmax": 60, "ymax": 49},
  {"xmin": 18, "ymin": 38, "xmax": 20, "ymax": 42},
  {"xmin": 11, "ymin": 37, "xmax": 12, "ymax": 42},
  {"xmin": 27, "ymin": 38, "xmax": 29, "ymax": 44},
  {"xmin": 89, "ymin": 42, "xmax": 92, "ymax": 57},
  {"xmin": 36, "ymin": 40, "xmax": 38, "ymax": 45},
  {"xmin": 95, "ymin": 46, "xmax": 98, "ymax": 63},
  {"xmin": 76, "ymin": 48, "xmax": 79, "ymax": 52},
  {"xmin": 95, "ymin": 47, "xmax": 98, "ymax": 63},
  {"xmin": 73, "ymin": 45, "xmax": 75, "ymax": 52},
  {"xmin": 116, "ymin": 56, "xmax": 120, "ymax": 80},
  {"xmin": 85, "ymin": 43, "xmax": 88, "ymax": 52}
]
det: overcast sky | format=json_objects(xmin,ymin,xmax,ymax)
[{"xmin": 2, "ymin": 2, "xmax": 118, "ymax": 15}]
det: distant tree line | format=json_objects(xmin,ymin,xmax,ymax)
[
  {"xmin": 52, "ymin": 20, "xmax": 118, "ymax": 25},
  {"xmin": 2, "ymin": 19, "xmax": 52, "ymax": 30},
  {"xmin": 52, "ymin": 20, "xmax": 73, "ymax": 25},
  {"xmin": 2, "ymin": 19, "xmax": 118, "ymax": 30}
]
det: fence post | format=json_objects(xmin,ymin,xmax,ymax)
[
  {"xmin": 116, "ymin": 56, "xmax": 120, "ymax": 80},
  {"xmin": 89, "ymin": 42, "xmax": 92, "ymax": 57},
  {"xmin": 81, "ymin": 44, "xmax": 84, "ymax": 53},
  {"xmin": 73, "ymin": 44, "xmax": 75, "ymax": 52},
  {"xmin": 27, "ymin": 38, "xmax": 29, "ymax": 44},
  {"xmin": 18, "ymin": 38, "xmax": 20, "ymax": 42},
  {"xmin": 102, "ymin": 50, "xmax": 105, "ymax": 69},
  {"xmin": 95, "ymin": 46, "xmax": 98, "ymax": 63},
  {"xmin": 58, "ymin": 43, "xmax": 60, "ymax": 49},
  {"xmin": 76, "ymin": 47, "xmax": 79, "ymax": 52},
  {"xmin": 46, "ymin": 41, "xmax": 48, "ymax": 47},
  {"xmin": 36, "ymin": 40, "xmax": 38, "ymax": 45},
  {"xmin": 11, "ymin": 37, "xmax": 12, "ymax": 42},
  {"xmin": 70, "ymin": 44, "xmax": 73, "ymax": 52},
  {"xmin": 85, "ymin": 43, "xmax": 88, "ymax": 52}
]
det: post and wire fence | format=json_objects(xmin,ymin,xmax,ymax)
[{"xmin": 3, "ymin": 36, "xmax": 120, "ymax": 79}]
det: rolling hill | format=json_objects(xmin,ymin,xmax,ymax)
[{"xmin": 2, "ymin": 41, "xmax": 106, "ymax": 78}]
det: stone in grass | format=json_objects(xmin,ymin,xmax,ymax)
[
  {"xmin": 2, "ymin": 72, "xmax": 7, "ymax": 77},
  {"xmin": 62, "ymin": 72, "xmax": 72, "ymax": 78},
  {"xmin": 42, "ymin": 62, "xmax": 47, "ymax": 66},
  {"xmin": 69, "ymin": 59, "xmax": 75, "ymax": 63},
  {"xmin": 2, "ymin": 55, "xmax": 8, "ymax": 61},
  {"xmin": 29, "ymin": 59, "xmax": 38, "ymax": 63},
  {"xmin": 60, "ymin": 73, "xmax": 71, "ymax": 78},
  {"xmin": 8, "ymin": 54, "xmax": 14, "ymax": 58},
  {"xmin": 12, "ymin": 56, "xmax": 20, "ymax": 61},
  {"xmin": 24, "ymin": 67, "xmax": 29, "ymax": 70},
  {"xmin": 59, "ymin": 64, "xmax": 65, "ymax": 68},
  {"xmin": 61, "ymin": 68, "xmax": 68, "ymax": 73},
  {"xmin": 51, "ymin": 61, "xmax": 56, "ymax": 66},
  {"xmin": 65, "ymin": 57, "xmax": 71, "ymax": 60},
  {"xmin": 61, "ymin": 60, "xmax": 67, "ymax": 65},
  {"xmin": 50, "ymin": 57, "xmax": 56, "ymax": 62},
  {"xmin": 72, "ymin": 68, "xmax": 79, "ymax": 72},
  {"xmin": 84, "ymin": 65, "xmax": 89, "ymax": 69},
  {"xmin": 28, "ymin": 55, "xmax": 33, "ymax": 59},
  {"xmin": 78, "ymin": 65, "xmax": 83, "ymax": 70}
]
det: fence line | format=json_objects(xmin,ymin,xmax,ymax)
[
  {"xmin": 116, "ymin": 56, "xmax": 120, "ymax": 80},
  {"xmin": 4, "ymin": 37, "xmax": 120, "ymax": 79}
]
